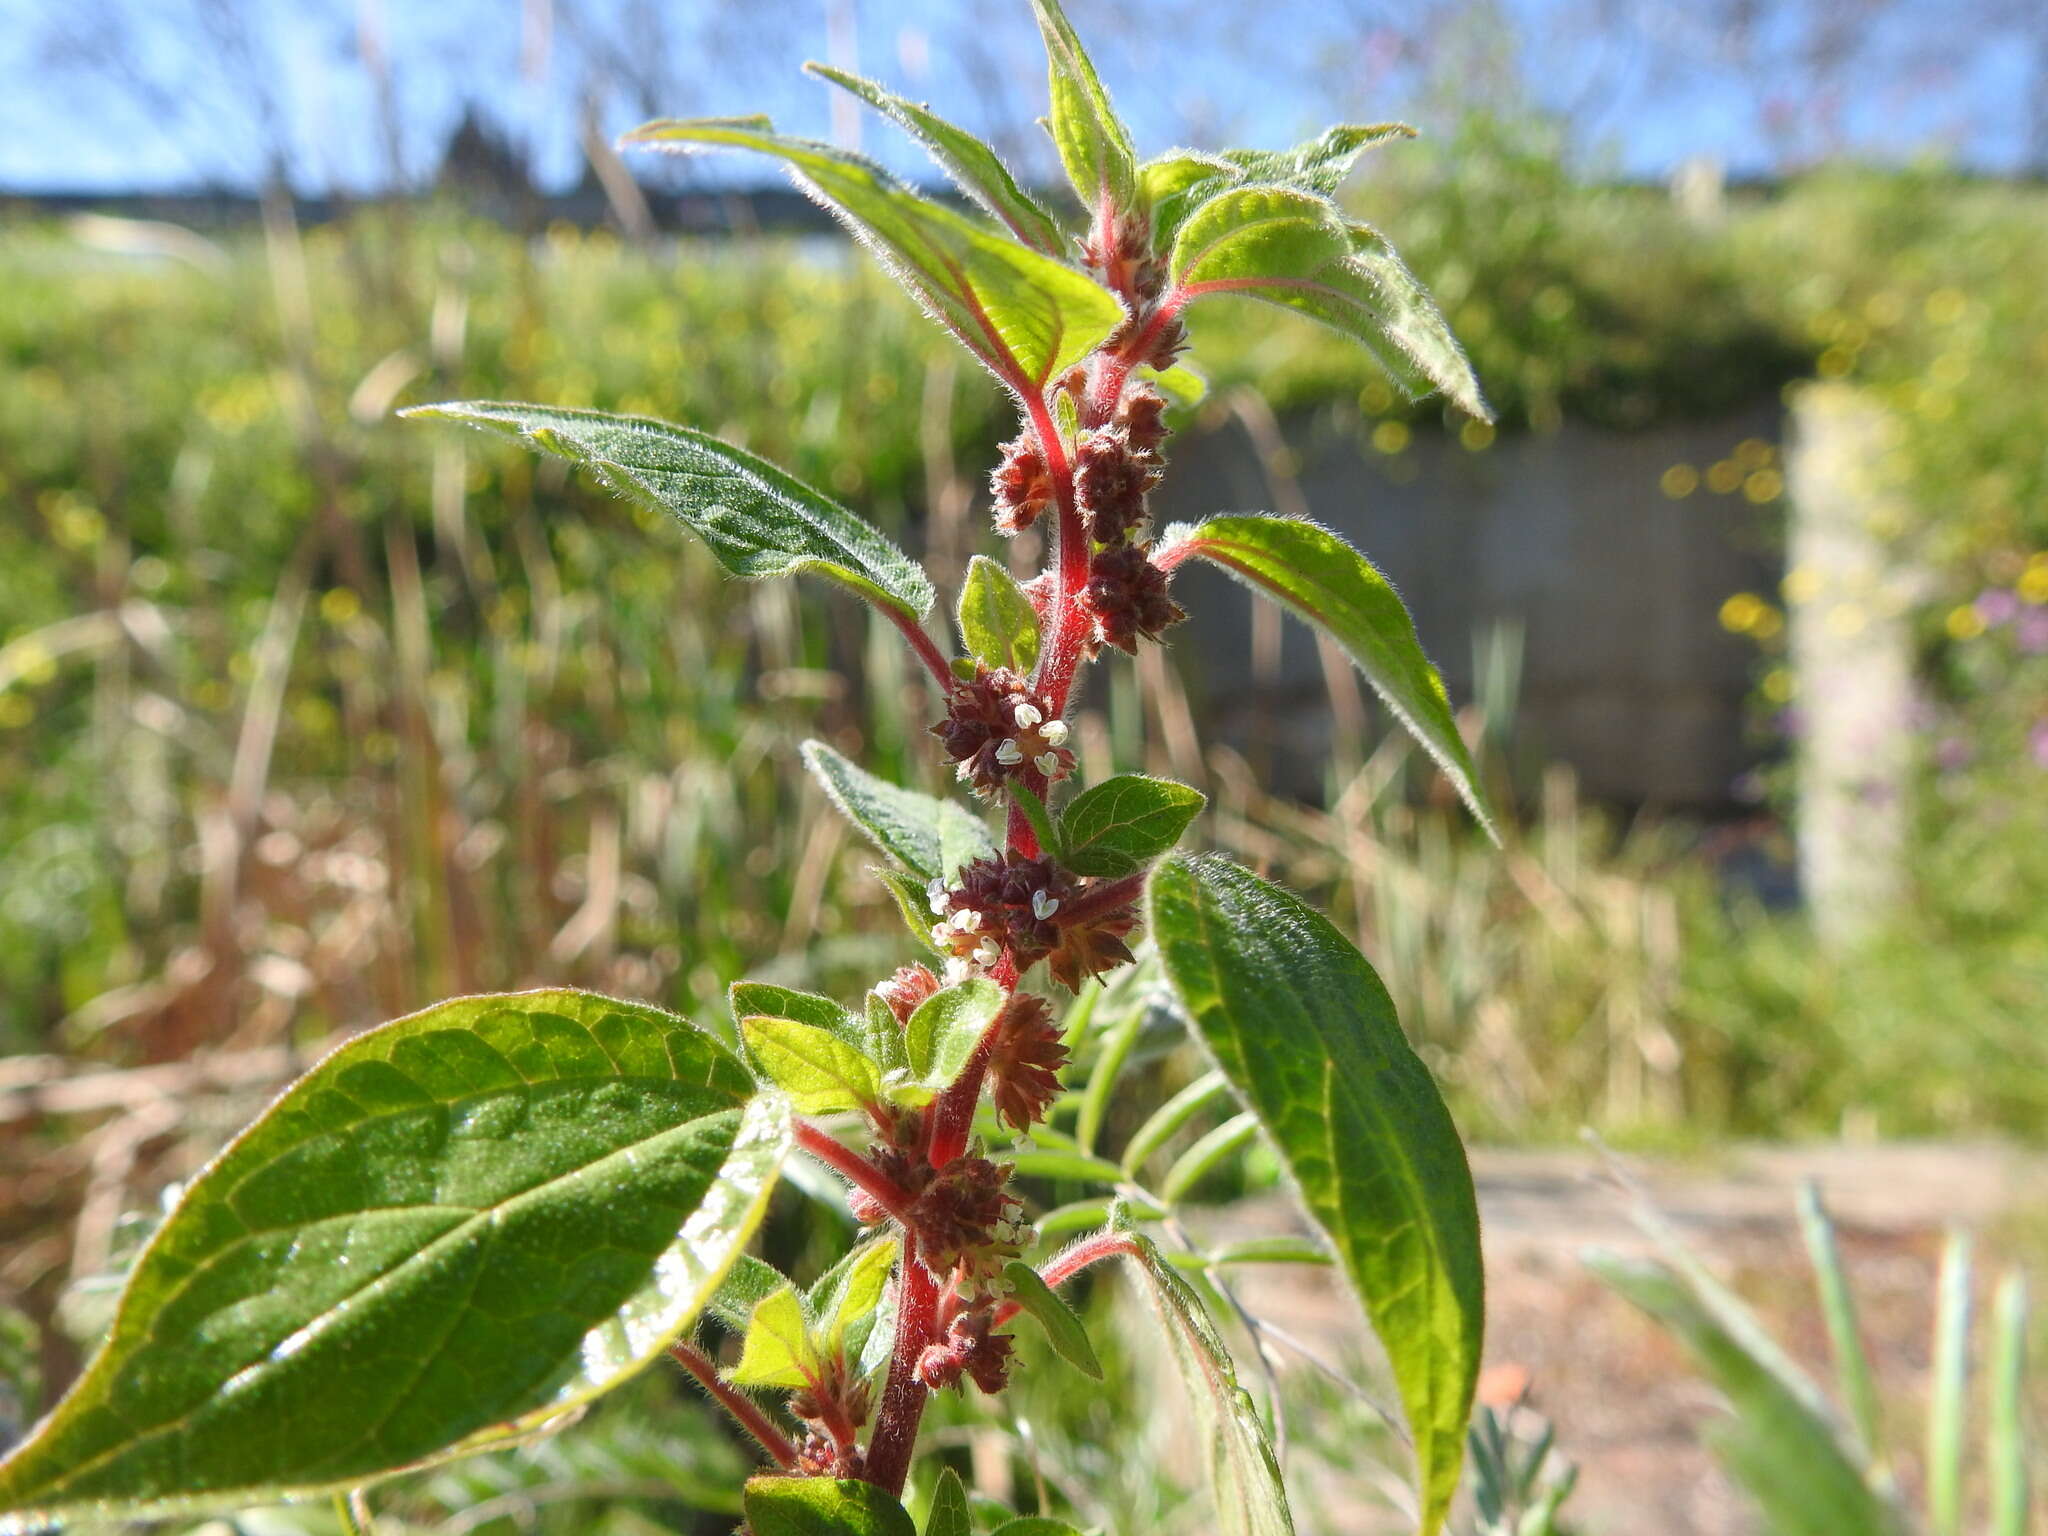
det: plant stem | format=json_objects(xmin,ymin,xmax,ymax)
[
  {"xmin": 993, "ymin": 1230, "xmax": 1140, "ymax": 1328},
  {"xmin": 865, "ymin": 1243, "xmax": 939, "ymax": 1494},
  {"xmin": 883, "ymin": 602, "xmax": 957, "ymax": 690},
  {"xmin": 669, "ymin": 1340, "xmax": 800, "ymax": 1469},
  {"xmin": 926, "ymin": 1011, "xmax": 1007, "ymax": 1169},
  {"xmin": 794, "ymin": 1121, "xmax": 916, "ymax": 1223}
]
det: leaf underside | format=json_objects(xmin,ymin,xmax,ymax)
[
  {"xmin": 0, "ymin": 991, "xmax": 788, "ymax": 1529},
  {"xmin": 1147, "ymin": 856, "xmax": 1483, "ymax": 1536},
  {"xmin": 801, "ymin": 739, "xmax": 996, "ymax": 883},
  {"xmin": 401, "ymin": 401, "xmax": 933, "ymax": 620}
]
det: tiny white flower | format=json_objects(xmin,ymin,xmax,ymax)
[
  {"xmin": 931, "ymin": 924, "xmax": 955, "ymax": 948},
  {"xmin": 1011, "ymin": 700, "xmax": 1043, "ymax": 729},
  {"xmin": 927, "ymin": 877, "xmax": 951, "ymax": 915},
  {"xmin": 952, "ymin": 908, "xmax": 983, "ymax": 932},
  {"xmin": 941, "ymin": 958, "xmax": 973, "ymax": 986},
  {"xmin": 993, "ymin": 738, "xmax": 1025, "ymax": 766},
  {"xmin": 1039, "ymin": 718, "xmax": 1069, "ymax": 746},
  {"xmin": 1031, "ymin": 889, "xmax": 1060, "ymax": 921},
  {"xmin": 974, "ymin": 939, "xmax": 1001, "ymax": 967},
  {"xmin": 1035, "ymin": 751, "xmax": 1060, "ymax": 776}
]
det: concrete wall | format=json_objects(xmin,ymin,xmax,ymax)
[{"xmin": 1153, "ymin": 399, "xmax": 1784, "ymax": 809}]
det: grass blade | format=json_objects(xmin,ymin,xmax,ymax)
[
  {"xmin": 1928, "ymin": 1230, "xmax": 1973, "ymax": 1536},
  {"xmin": 1796, "ymin": 1181, "xmax": 1885, "ymax": 1467}
]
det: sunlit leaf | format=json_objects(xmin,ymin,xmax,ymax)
[
  {"xmin": 1219, "ymin": 123, "xmax": 1416, "ymax": 195},
  {"xmin": 806, "ymin": 65, "xmax": 1065, "ymax": 253},
  {"xmin": 802, "ymin": 740, "xmax": 996, "ymax": 882},
  {"xmin": 733, "ymin": 982, "xmax": 866, "ymax": 1052},
  {"xmin": 924, "ymin": 1467, "xmax": 973, "ymax": 1536},
  {"xmin": 1028, "ymin": 0, "xmax": 1138, "ymax": 218},
  {"xmin": 0, "ymin": 991, "xmax": 788, "ymax": 1526},
  {"xmin": 958, "ymin": 554, "xmax": 1042, "ymax": 675},
  {"xmin": 402, "ymin": 402, "xmax": 934, "ymax": 618},
  {"xmin": 620, "ymin": 118, "xmax": 1120, "ymax": 394},
  {"xmin": 730, "ymin": 1284, "xmax": 822, "ymax": 1390},
  {"xmin": 742, "ymin": 1016, "xmax": 885, "ymax": 1114},
  {"xmin": 1147, "ymin": 856, "xmax": 1482, "ymax": 1536},
  {"xmin": 905, "ymin": 978, "xmax": 1003, "ymax": 1090},
  {"xmin": 808, "ymin": 1237, "xmax": 899, "ymax": 1355},
  {"xmin": 1056, "ymin": 773, "xmax": 1206, "ymax": 877},
  {"xmin": 1000, "ymin": 1261, "xmax": 1102, "ymax": 1379},
  {"xmin": 1161, "ymin": 515, "xmax": 1494, "ymax": 839},
  {"xmin": 745, "ymin": 1474, "xmax": 916, "ymax": 1536}
]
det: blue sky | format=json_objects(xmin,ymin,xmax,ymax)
[{"xmin": 1, "ymin": 0, "xmax": 2038, "ymax": 193}]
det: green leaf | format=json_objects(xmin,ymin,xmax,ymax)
[
  {"xmin": 1057, "ymin": 773, "xmax": 1206, "ymax": 876},
  {"xmin": 1144, "ymin": 362, "xmax": 1209, "ymax": 407},
  {"xmin": 1586, "ymin": 1250, "xmax": 1906, "ymax": 1536},
  {"xmin": 805, "ymin": 65, "xmax": 1065, "ymax": 254},
  {"xmin": 1158, "ymin": 1109, "xmax": 1260, "ymax": 1203},
  {"xmin": 1929, "ymin": 1231, "xmax": 1972, "ymax": 1536},
  {"xmin": 958, "ymin": 554, "xmax": 1042, "ymax": 675},
  {"xmin": 1219, "ymin": 123, "xmax": 1416, "ymax": 195},
  {"xmin": 1163, "ymin": 516, "xmax": 1495, "ymax": 840},
  {"xmin": 1007, "ymin": 1149, "xmax": 1125, "ymax": 1184},
  {"xmin": 1000, "ymin": 1261, "xmax": 1102, "ymax": 1380},
  {"xmin": 1120, "ymin": 1069, "xmax": 1230, "ymax": 1177},
  {"xmin": 1140, "ymin": 150, "xmax": 1237, "ymax": 244},
  {"xmin": 708, "ymin": 1253, "xmax": 790, "ymax": 1334},
  {"xmin": 0, "ymin": 990, "xmax": 787, "ymax": 1526},
  {"xmin": 745, "ymin": 1474, "xmax": 917, "ymax": 1536},
  {"xmin": 1028, "ymin": 0, "xmax": 1138, "ymax": 217},
  {"xmin": 742, "ymin": 1016, "xmax": 885, "ymax": 1114},
  {"xmin": 1796, "ymin": 1182, "xmax": 1884, "ymax": 1466},
  {"xmin": 402, "ymin": 402, "xmax": 933, "ymax": 620},
  {"xmin": 1990, "ymin": 1273, "xmax": 2030, "ymax": 1536},
  {"xmin": 863, "ymin": 991, "xmax": 912, "ymax": 1078},
  {"xmin": 802, "ymin": 739, "xmax": 996, "ymax": 882},
  {"xmin": 1163, "ymin": 185, "xmax": 1488, "ymax": 420},
  {"xmin": 1207, "ymin": 1235, "xmax": 1331, "ymax": 1267},
  {"xmin": 1009, "ymin": 781, "xmax": 1062, "ymax": 862},
  {"xmin": 990, "ymin": 1521, "xmax": 1087, "ymax": 1536},
  {"xmin": 905, "ymin": 978, "xmax": 1003, "ymax": 1089},
  {"xmin": 876, "ymin": 868, "xmax": 951, "ymax": 957},
  {"xmin": 620, "ymin": 118, "xmax": 1120, "ymax": 395},
  {"xmin": 1107, "ymin": 1206, "xmax": 1295, "ymax": 1536},
  {"xmin": 809, "ymin": 1237, "xmax": 899, "ymax": 1355},
  {"xmin": 1147, "ymin": 855, "xmax": 1481, "ymax": 1536},
  {"xmin": 730, "ymin": 1284, "xmax": 822, "ymax": 1390},
  {"xmin": 733, "ymin": 982, "xmax": 865, "ymax": 1051},
  {"xmin": 924, "ymin": 1467, "xmax": 973, "ymax": 1536}
]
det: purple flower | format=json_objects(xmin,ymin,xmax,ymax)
[
  {"xmin": 1977, "ymin": 588, "xmax": 2020, "ymax": 626},
  {"xmin": 2018, "ymin": 608, "xmax": 2048, "ymax": 655},
  {"xmin": 1936, "ymin": 735, "xmax": 1974, "ymax": 772}
]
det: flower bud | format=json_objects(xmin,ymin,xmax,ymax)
[
  {"xmin": 1082, "ymin": 543, "xmax": 1186, "ymax": 655},
  {"xmin": 989, "ymin": 434, "xmax": 1054, "ymax": 534},
  {"xmin": 931, "ymin": 665, "xmax": 1075, "ymax": 797}
]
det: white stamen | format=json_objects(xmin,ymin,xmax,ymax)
[
  {"xmin": 1039, "ymin": 718, "xmax": 1070, "ymax": 746},
  {"xmin": 974, "ymin": 939, "xmax": 1001, "ymax": 967},
  {"xmin": 1011, "ymin": 701, "xmax": 1043, "ymax": 729},
  {"xmin": 927, "ymin": 877, "xmax": 951, "ymax": 915},
  {"xmin": 931, "ymin": 924, "xmax": 955, "ymax": 948},
  {"xmin": 1035, "ymin": 752, "xmax": 1060, "ymax": 776},
  {"xmin": 1032, "ymin": 889, "xmax": 1060, "ymax": 921},
  {"xmin": 941, "ymin": 958, "xmax": 973, "ymax": 986},
  {"xmin": 993, "ymin": 738, "xmax": 1025, "ymax": 766},
  {"xmin": 952, "ymin": 908, "xmax": 983, "ymax": 932}
]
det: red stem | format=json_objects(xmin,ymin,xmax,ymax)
[
  {"xmin": 992, "ymin": 1231, "xmax": 1141, "ymax": 1329},
  {"xmin": 794, "ymin": 1121, "xmax": 916, "ymax": 1224},
  {"xmin": 883, "ymin": 602, "xmax": 957, "ymax": 691},
  {"xmin": 925, "ymin": 1007, "xmax": 1009, "ymax": 1169},
  {"xmin": 670, "ymin": 1340, "xmax": 799, "ymax": 1469},
  {"xmin": 864, "ymin": 1241, "xmax": 939, "ymax": 1494}
]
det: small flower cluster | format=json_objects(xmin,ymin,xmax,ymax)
[
  {"xmin": 1072, "ymin": 379, "xmax": 1187, "ymax": 655},
  {"xmin": 927, "ymin": 852, "xmax": 1138, "ymax": 990},
  {"xmin": 789, "ymin": 1359, "xmax": 872, "ymax": 1478},
  {"xmin": 915, "ymin": 1305, "xmax": 1015, "ymax": 1395},
  {"xmin": 931, "ymin": 665, "xmax": 1073, "ymax": 796}
]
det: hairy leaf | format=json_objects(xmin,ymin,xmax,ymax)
[
  {"xmin": 990, "ymin": 1522, "xmax": 1087, "ymax": 1536},
  {"xmin": 708, "ymin": 1254, "xmax": 790, "ymax": 1335},
  {"xmin": 402, "ymin": 402, "xmax": 933, "ymax": 619},
  {"xmin": 958, "ymin": 554, "xmax": 1042, "ymax": 675},
  {"xmin": 802, "ymin": 740, "xmax": 996, "ymax": 882},
  {"xmin": 805, "ymin": 65, "xmax": 1064, "ymax": 253},
  {"xmin": 1057, "ymin": 773, "xmax": 1206, "ymax": 876},
  {"xmin": 1219, "ymin": 123, "xmax": 1416, "ymax": 195},
  {"xmin": 1029, "ymin": 0, "xmax": 1138, "ymax": 218},
  {"xmin": 1000, "ymin": 1261, "xmax": 1102, "ymax": 1379},
  {"xmin": 741, "ymin": 1017, "xmax": 885, "ymax": 1114},
  {"xmin": 905, "ymin": 978, "xmax": 1003, "ymax": 1090},
  {"xmin": 733, "ymin": 982, "xmax": 864, "ymax": 1052},
  {"xmin": 730, "ymin": 1284, "xmax": 821, "ymax": 1390},
  {"xmin": 1107, "ymin": 1206, "xmax": 1294, "ymax": 1536},
  {"xmin": 1163, "ymin": 186, "xmax": 1487, "ymax": 419},
  {"xmin": 1586, "ymin": 1251, "xmax": 1906, "ymax": 1536},
  {"xmin": 863, "ymin": 991, "xmax": 912, "ymax": 1078},
  {"xmin": 808, "ymin": 1238, "xmax": 899, "ymax": 1354},
  {"xmin": 620, "ymin": 118, "xmax": 1120, "ymax": 394},
  {"xmin": 0, "ymin": 991, "xmax": 787, "ymax": 1526},
  {"xmin": 1163, "ymin": 515, "xmax": 1494, "ymax": 840},
  {"xmin": 1147, "ymin": 856, "xmax": 1482, "ymax": 1536},
  {"xmin": 745, "ymin": 1474, "xmax": 916, "ymax": 1536},
  {"xmin": 925, "ymin": 1467, "xmax": 973, "ymax": 1536}
]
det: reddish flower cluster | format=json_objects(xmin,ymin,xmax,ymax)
[
  {"xmin": 1083, "ymin": 541, "xmax": 1187, "ymax": 656},
  {"xmin": 915, "ymin": 1306, "xmax": 1014, "ymax": 1395},
  {"xmin": 1081, "ymin": 209, "xmax": 1168, "ymax": 307},
  {"xmin": 984, "ymin": 993, "xmax": 1068, "ymax": 1132},
  {"xmin": 931, "ymin": 852, "xmax": 1139, "ymax": 989},
  {"xmin": 789, "ymin": 1357, "xmax": 872, "ymax": 1477},
  {"xmin": 930, "ymin": 665, "xmax": 1074, "ymax": 797},
  {"xmin": 1076, "ymin": 423, "xmax": 1162, "ymax": 545},
  {"xmin": 905, "ymin": 1154, "xmax": 1030, "ymax": 1281},
  {"xmin": 874, "ymin": 963, "xmax": 941, "ymax": 1025},
  {"xmin": 989, "ymin": 434, "xmax": 1054, "ymax": 533}
]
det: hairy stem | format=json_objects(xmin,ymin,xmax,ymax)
[
  {"xmin": 669, "ymin": 1340, "xmax": 799, "ymax": 1469},
  {"xmin": 926, "ymin": 1009, "xmax": 1008, "ymax": 1169},
  {"xmin": 883, "ymin": 602, "xmax": 957, "ymax": 690},
  {"xmin": 865, "ymin": 1243, "xmax": 939, "ymax": 1494},
  {"xmin": 794, "ymin": 1121, "xmax": 915, "ymax": 1224},
  {"xmin": 993, "ymin": 1230, "xmax": 1141, "ymax": 1329}
]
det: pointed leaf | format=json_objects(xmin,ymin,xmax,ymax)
[
  {"xmin": 0, "ymin": 991, "xmax": 787, "ymax": 1527},
  {"xmin": 1929, "ymin": 1232, "xmax": 1972, "ymax": 1536},
  {"xmin": 1057, "ymin": 773, "xmax": 1206, "ymax": 876},
  {"xmin": 708, "ymin": 1254, "xmax": 791, "ymax": 1334},
  {"xmin": 1140, "ymin": 150, "xmax": 1238, "ymax": 245},
  {"xmin": 621, "ymin": 119, "xmax": 1120, "ymax": 395},
  {"xmin": 1147, "ymin": 855, "xmax": 1482, "ymax": 1536},
  {"xmin": 1164, "ymin": 186, "xmax": 1487, "ymax": 420},
  {"xmin": 808, "ymin": 1237, "xmax": 899, "ymax": 1354},
  {"xmin": 1586, "ymin": 1251, "xmax": 1907, "ymax": 1536},
  {"xmin": 1000, "ymin": 1261, "xmax": 1102, "ymax": 1379},
  {"xmin": 742, "ymin": 1017, "xmax": 885, "ymax": 1114},
  {"xmin": 904, "ymin": 978, "xmax": 1003, "ymax": 1090},
  {"xmin": 862, "ymin": 991, "xmax": 912, "ymax": 1078},
  {"xmin": 802, "ymin": 740, "xmax": 996, "ymax": 882},
  {"xmin": 1107, "ymin": 1207, "xmax": 1294, "ymax": 1536},
  {"xmin": 730, "ymin": 1284, "xmax": 822, "ymax": 1390},
  {"xmin": 402, "ymin": 403, "xmax": 933, "ymax": 619},
  {"xmin": 733, "ymin": 983, "xmax": 865, "ymax": 1052},
  {"xmin": 924, "ymin": 1467, "xmax": 973, "ymax": 1536},
  {"xmin": 958, "ymin": 554, "xmax": 1042, "ymax": 675},
  {"xmin": 1163, "ymin": 515, "xmax": 1494, "ymax": 840},
  {"xmin": 1990, "ymin": 1273, "xmax": 2029, "ymax": 1536},
  {"xmin": 745, "ymin": 1474, "xmax": 916, "ymax": 1536},
  {"xmin": 1795, "ymin": 1182, "xmax": 1884, "ymax": 1465},
  {"xmin": 1220, "ymin": 123, "xmax": 1416, "ymax": 195},
  {"xmin": 806, "ymin": 65, "xmax": 1065, "ymax": 254},
  {"xmin": 1029, "ymin": 0, "xmax": 1138, "ymax": 217}
]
